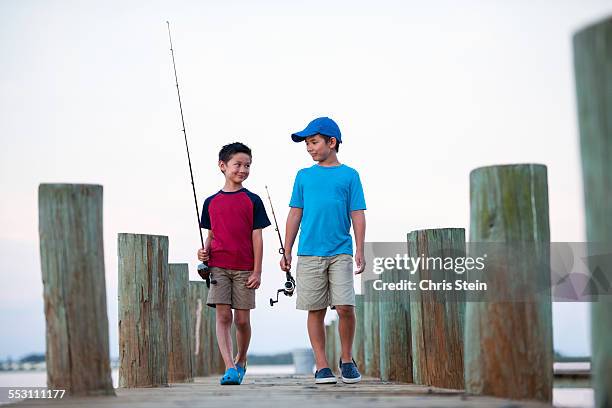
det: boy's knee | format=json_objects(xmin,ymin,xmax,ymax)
[
  {"xmin": 234, "ymin": 317, "xmax": 250, "ymax": 330},
  {"xmin": 308, "ymin": 308, "xmax": 327, "ymax": 320},
  {"xmin": 234, "ymin": 311, "xmax": 250, "ymax": 330},
  {"xmin": 335, "ymin": 305, "xmax": 355, "ymax": 319},
  {"xmin": 216, "ymin": 308, "xmax": 233, "ymax": 325}
]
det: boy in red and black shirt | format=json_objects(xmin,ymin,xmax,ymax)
[{"xmin": 197, "ymin": 142, "xmax": 270, "ymax": 385}]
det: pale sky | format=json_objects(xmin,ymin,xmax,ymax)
[{"xmin": 1, "ymin": 0, "xmax": 611, "ymax": 359}]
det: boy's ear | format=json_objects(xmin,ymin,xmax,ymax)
[
  {"xmin": 328, "ymin": 137, "xmax": 337, "ymax": 149},
  {"xmin": 218, "ymin": 160, "xmax": 226, "ymax": 173}
]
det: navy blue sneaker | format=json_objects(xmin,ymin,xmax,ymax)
[
  {"xmin": 314, "ymin": 367, "xmax": 337, "ymax": 384},
  {"xmin": 339, "ymin": 358, "xmax": 361, "ymax": 384}
]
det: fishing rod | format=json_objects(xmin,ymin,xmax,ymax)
[
  {"xmin": 265, "ymin": 185, "xmax": 296, "ymax": 306},
  {"xmin": 166, "ymin": 21, "xmax": 216, "ymax": 288}
]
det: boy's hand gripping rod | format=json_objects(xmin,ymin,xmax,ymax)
[
  {"xmin": 166, "ymin": 21, "xmax": 216, "ymax": 288},
  {"xmin": 265, "ymin": 186, "xmax": 296, "ymax": 306}
]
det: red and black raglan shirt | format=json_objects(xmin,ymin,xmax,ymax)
[{"xmin": 200, "ymin": 188, "xmax": 271, "ymax": 271}]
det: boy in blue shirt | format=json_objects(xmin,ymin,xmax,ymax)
[{"xmin": 281, "ymin": 117, "xmax": 366, "ymax": 384}]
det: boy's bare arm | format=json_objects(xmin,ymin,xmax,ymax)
[
  {"xmin": 247, "ymin": 229, "xmax": 263, "ymax": 289},
  {"xmin": 197, "ymin": 230, "xmax": 214, "ymax": 262},
  {"xmin": 205, "ymin": 230, "xmax": 213, "ymax": 248},
  {"xmin": 281, "ymin": 207, "xmax": 302, "ymax": 271},
  {"xmin": 351, "ymin": 210, "xmax": 366, "ymax": 274}
]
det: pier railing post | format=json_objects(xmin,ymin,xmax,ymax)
[
  {"xmin": 363, "ymin": 284, "xmax": 381, "ymax": 378},
  {"xmin": 573, "ymin": 16, "xmax": 612, "ymax": 408},
  {"xmin": 168, "ymin": 263, "xmax": 193, "ymax": 383},
  {"xmin": 353, "ymin": 294, "xmax": 365, "ymax": 372},
  {"xmin": 38, "ymin": 184, "xmax": 114, "ymax": 396},
  {"xmin": 189, "ymin": 281, "xmax": 212, "ymax": 376},
  {"xmin": 465, "ymin": 164, "xmax": 553, "ymax": 401},
  {"xmin": 408, "ymin": 228, "xmax": 465, "ymax": 389},
  {"xmin": 325, "ymin": 320, "xmax": 339, "ymax": 374},
  {"xmin": 189, "ymin": 281, "xmax": 226, "ymax": 376},
  {"xmin": 379, "ymin": 258, "xmax": 412, "ymax": 382},
  {"xmin": 118, "ymin": 233, "xmax": 169, "ymax": 387}
]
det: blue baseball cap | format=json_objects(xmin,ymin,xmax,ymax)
[{"xmin": 291, "ymin": 117, "xmax": 342, "ymax": 143}]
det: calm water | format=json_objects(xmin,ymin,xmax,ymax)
[
  {"xmin": 0, "ymin": 366, "xmax": 295, "ymax": 388},
  {"xmin": 0, "ymin": 367, "xmax": 594, "ymax": 407}
]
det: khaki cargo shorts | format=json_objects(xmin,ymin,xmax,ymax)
[
  {"xmin": 296, "ymin": 254, "xmax": 355, "ymax": 311},
  {"xmin": 206, "ymin": 267, "xmax": 256, "ymax": 309}
]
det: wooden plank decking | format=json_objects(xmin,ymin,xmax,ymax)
[{"xmin": 9, "ymin": 375, "xmax": 553, "ymax": 408}]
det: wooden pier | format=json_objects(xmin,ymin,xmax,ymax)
[
  {"xmin": 10, "ymin": 375, "xmax": 553, "ymax": 408},
  {"xmin": 29, "ymin": 15, "xmax": 612, "ymax": 408}
]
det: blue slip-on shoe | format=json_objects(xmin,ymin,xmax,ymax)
[
  {"xmin": 339, "ymin": 358, "xmax": 361, "ymax": 384},
  {"xmin": 314, "ymin": 367, "xmax": 337, "ymax": 384},
  {"xmin": 220, "ymin": 367, "xmax": 241, "ymax": 385},
  {"xmin": 235, "ymin": 361, "xmax": 247, "ymax": 384}
]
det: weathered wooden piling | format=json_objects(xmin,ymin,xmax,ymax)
[
  {"xmin": 334, "ymin": 316, "xmax": 342, "ymax": 368},
  {"xmin": 189, "ymin": 281, "xmax": 207, "ymax": 376},
  {"xmin": 466, "ymin": 164, "xmax": 553, "ymax": 401},
  {"xmin": 38, "ymin": 184, "xmax": 114, "ymax": 396},
  {"xmin": 325, "ymin": 320, "xmax": 339, "ymax": 373},
  {"xmin": 574, "ymin": 16, "xmax": 612, "ymax": 408},
  {"xmin": 189, "ymin": 281, "xmax": 215, "ymax": 376},
  {"xmin": 379, "ymin": 260, "xmax": 412, "ymax": 382},
  {"xmin": 407, "ymin": 228, "xmax": 465, "ymax": 389},
  {"xmin": 168, "ymin": 263, "xmax": 193, "ymax": 383},
  {"xmin": 189, "ymin": 281, "xmax": 226, "ymax": 376},
  {"xmin": 363, "ymin": 283, "xmax": 381, "ymax": 378},
  {"xmin": 118, "ymin": 233, "xmax": 169, "ymax": 387},
  {"xmin": 353, "ymin": 294, "xmax": 365, "ymax": 369}
]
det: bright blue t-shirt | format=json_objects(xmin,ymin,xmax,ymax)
[{"xmin": 289, "ymin": 164, "xmax": 366, "ymax": 257}]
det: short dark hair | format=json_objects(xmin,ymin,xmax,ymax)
[
  {"xmin": 218, "ymin": 142, "xmax": 252, "ymax": 163},
  {"xmin": 320, "ymin": 135, "xmax": 340, "ymax": 152}
]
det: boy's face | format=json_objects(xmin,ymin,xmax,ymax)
[
  {"xmin": 219, "ymin": 152, "xmax": 251, "ymax": 184},
  {"xmin": 305, "ymin": 134, "xmax": 336, "ymax": 162}
]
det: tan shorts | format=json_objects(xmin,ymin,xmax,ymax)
[
  {"xmin": 206, "ymin": 267, "xmax": 256, "ymax": 309},
  {"xmin": 296, "ymin": 254, "xmax": 355, "ymax": 311}
]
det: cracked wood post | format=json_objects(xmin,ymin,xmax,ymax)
[
  {"xmin": 574, "ymin": 16, "xmax": 612, "ymax": 408},
  {"xmin": 363, "ymin": 283, "xmax": 381, "ymax": 378},
  {"xmin": 189, "ymin": 281, "xmax": 225, "ymax": 376},
  {"xmin": 353, "ymin": 294, "xmax": 365, "ymax": 372},
  {"xmin": 38, "ymin": 184, "xmax": 114, "ymax": 396},
  {"xmin": 408, "ymin": 228, "xmax": 465, "ymax": 389},
  {"xmin": 379, "ymin": 255, "xmax": 412, "ymax": 382},
  {"xmin": 168, "ymin": 263, "xmax": 193, "ymax": 383},
  {"xmin": 325, "ymin": 321, "xmax": 338, "ymax": 373},
  {"xmin": 189, "ymin": 281, "xmax": 213, "ymax": 376},
  {"xmin": 334, "ymin": 318, "xmax": 342, "ymax": 371},
  {"xmin": 118, "ymin": 233, "xmax": 169, "ymax": 387},
  {"xmin": 466, "ymin": 164, "xmax": 553, "ymax": 401}
]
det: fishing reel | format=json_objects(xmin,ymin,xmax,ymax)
[
  {"xmin": 265, "ymin": 186, "xmax": 297, "ymax": 307},
  {"xmin": 197, "ymin": 262, "xmax": 217, "ymax": 288},
  {"xmin": 270, "ymin": 271, "xmax": 296, "ymax": 306}
]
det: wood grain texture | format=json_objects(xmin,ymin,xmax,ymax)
[
  {"xmin": 353, "ymin": 294, "xmax": 365, "ymax": 370},
  {"xmin": 408, "ymin": 228, "xmax": 465, "ymax": 389},
  {"xmin": 334, "ymin": 317, "xmax": 342, "ymax": 370},
  {"xmin": 379, "ymin": 258, "xmax": 412, "ymax": 382},
  {"xmin": 325, "ymin": 320, "xmax": 339, "ymax": 373},
  {"xmin": 466, "ymin": 164, "xmax": 553, "ymax": 401},
  {"xmin": 188, "ymin": 281, "xmax": 224, "ymax": 376},
  {"xmin": 363, "ymin": 284, "xmax": 381, "ymax": 378},
  {"xmin": 38, "ymin": 184, "xmax": 114, "ymax": 396},
  {"xmin": 167, "ymin": 264, "xmax": 193, "ymax": 383},
  {"xmin": 118, "ymin": 233, "xmax": 169, "ymax": 388},
  {"xmin": 10, "ymin": 375, "xmax": 555, "ymax": 408},
  {"xmin": 189, "ymin": 282, "xmax": 212, "ymax": 376},
  {"xmin": 574, "ymin": 16, "xmax": 612, "ymax": 408}
]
